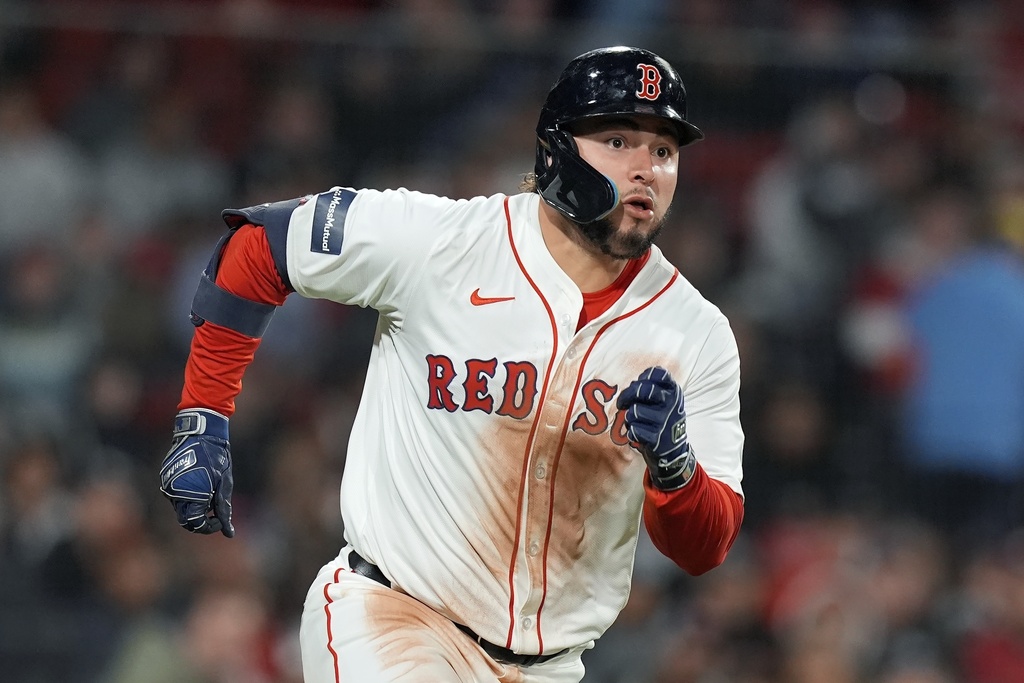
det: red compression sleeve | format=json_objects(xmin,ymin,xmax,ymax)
[
  {"xmin": 642, "ymin": 464, "xmax": 744, "ymax": 575},
  {"xmin": 179, "ymin": 224, "xmax": 289, "ymax": 415}
]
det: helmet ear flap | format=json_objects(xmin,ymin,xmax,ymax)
[{"xmin": 535, "ymin": 129, "xmax": 619, "ymax": 224}]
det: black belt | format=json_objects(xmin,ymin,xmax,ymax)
[{"xmin": 348, "ymin": 550, "xmax": 568, "ymax": 667}]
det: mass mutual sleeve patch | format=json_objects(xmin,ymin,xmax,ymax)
[{"xmin": 310, "ymin": 188, "xmax": 356, "ymax": 255}]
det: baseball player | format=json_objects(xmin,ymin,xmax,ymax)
[{"xmin": 159, "ymin": 46, "xmax": 744, "ymax": 682}]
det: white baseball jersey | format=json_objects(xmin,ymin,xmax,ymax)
[{"xmin": 281, "ymin": 187, "xmax": 743, "ymax": 654}]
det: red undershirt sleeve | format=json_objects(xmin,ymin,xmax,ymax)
[
  {"xmin": 642, "ymin": 463, "xmax": 745, "ymax": 575},
  {"xmin": 179, "ymin": 224, "xmax": 289, "ymax": 415},
  {"xmin": 574, "ymin": 249, "xmax": 743, "ymax": 574}
]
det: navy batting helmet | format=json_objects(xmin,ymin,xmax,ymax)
[{"xmin": 534, "ymin": 46, "xmax": 703, "ymax": 224}]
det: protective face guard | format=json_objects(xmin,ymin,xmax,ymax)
[{"xmin": 535, "ymin": 129, "xmax": 619, "ymax": 225}]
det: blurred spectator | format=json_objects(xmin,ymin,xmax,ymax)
[
  {"xmin": 235, "ymin": 78, "xmax": 344, "ymax": 202},
  {"xmin": 178, "ymin": 587, "xmax": 279, "ymax": 683},
  {"xmin": 862, "ymin": 520, "xmax": 957, "ymax": 680},
  {"xmin": 96, "ymin": 540, "xmax": 192, "ymax": 683},
  {"xmin": 0, "ymin": 436, "xmax": 74, "ymax": 570},
  {"xmin": 95, "ymin": 88, "xmax": 230, "ymax": 240},
  {"xmin": 99, "ymin": 228, "xmax": 184, "ymax": 367},
  {"xmin": 682, "ymin": 537, "xmax": 778, "ymax": 682},
  {"xmin": 81, "ymin": 353, "xmax": 165, "ymax": 464},
  {"xmin": 0, "ymin": 80, "xmax": 93, "ymax": 252},
  {"xmin": 245, "ymin": 425, "xmax": 344, "ymax": 621},
  {"xmin": 896, "ymin": 184, "xmax": 1024, "ymax": 550},
  {"xmin": 733, "ymin": 94, "xmax": 883, "ymax": 340},
  {"xmin": 742, "ymin": 378, "xmax": 843, "ymax": 529},
  {"xmin": 65, "ymin": 474, "xmax": 165, "ymax": 679},
  {"xmin": 959, "ymin": 531, "xmax": 1024, "ymax": 683},
  {"xmin": 0, "ymin": 243, "xmax": 101, "ymax": 436},
  {"xmin": 0, "ymin": 442, "xmax": 114, "ymax": 682},
  {"xmin": 656, "ymin": 198, "xmax": 736, "ymax": 303},
  {"xmin": 62, "ymin": 34, "xmax": 175, "ymax": 158},
  {"xmin": 564, "ymin": 0, "xmax": 670, "ymax": 53}
]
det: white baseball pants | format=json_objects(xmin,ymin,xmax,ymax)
[{"xmin": 299, "ymin": 548, "xmax": 587, "ymax": 683}]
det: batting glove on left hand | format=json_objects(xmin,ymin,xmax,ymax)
[
  {"xmin": 617, "ymin": 367, "xmax": 697, "ymax": 491},
  {"xmin": 159, "ymin": 408, "xmax": 235, "ymax": 537}
]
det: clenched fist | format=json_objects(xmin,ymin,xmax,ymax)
[
  {"xmin": 617, "ymin": 367, "xmax": 697, "ymax": 491},
  {"xmin": 159, "ymin": 408, "xmax": 235, "ymax": 537}
]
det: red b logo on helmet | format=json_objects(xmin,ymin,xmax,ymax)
[{"xmin": 636, "ymin": 64, "xmax": 662, "ymax": 101}]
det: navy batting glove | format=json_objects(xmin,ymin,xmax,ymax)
[
  {"xmin": 159, "ymin": 408, "xmax": 235, "ymax": 538},
  {"xmin": 617, "ymin": 367, "xmax": 697, "ymax": 491}
]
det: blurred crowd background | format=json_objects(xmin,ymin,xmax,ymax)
[{"xmin": 2, "ymin": 0, "xmax": 1024, "ymax": 682}]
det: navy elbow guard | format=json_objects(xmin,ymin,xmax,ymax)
[
  {"xmin": 189, "ymin": 230, "xmax": 277, "ymax": 338},
  {"xmin": 194, "ymin": 194, "xmax": 317, "ymax": 336},
  {"xmin": 190, "ymin": 271, "xmax": 276, "ymax": 338}
]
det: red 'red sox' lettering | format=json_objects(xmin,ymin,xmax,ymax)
[
  {"xmin": 497, "ymin": 361, "xmax": 539, "ymax": 419},
  {"xmin": 572, "ymin": 379, "xmax": 632, "ymax": 445},
  {"xmin": 426, "ymin": 355, "xmax": 458, "ymax": 412},
  {"xmin": 426, "ymin": 357, "xmax": 628, "ymax": 438},
  {"xmin": 610, "ymin": 405, "xmax": 632, "ymax": 446},
  {"xmin": 572, "ymin": 380, "xmax": 617, "ymax": 434},
  {"xmin": 463, "ymin": 358, "xmax": 498, "ymax": 412}
]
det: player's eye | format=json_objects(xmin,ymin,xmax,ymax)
[
  {"xmin": 608, "ymin": 137, "xmax": 625, "ymax": 149},
  {"xmin": 654, "ymin": 144, "xmax": 677, "ymax": 159}
]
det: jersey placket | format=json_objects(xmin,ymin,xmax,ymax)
[{"xmin": 512, "ymin": 310, "xmax": 588, "ymax": 652}]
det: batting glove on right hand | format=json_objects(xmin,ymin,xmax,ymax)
[
  {"xmin": 159, "ymin": 408, "xmax": 235, "ymax": 537},
  {"xmin": 617, "ymin": 367, "xmax": 697, "ymax": 491}
]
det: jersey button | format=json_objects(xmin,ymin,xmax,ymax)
[
  {"xmin": 522, "ymin": 617, "xmax": 533, "ymax": 630},
  {"xmin": 534, "ymin": 463, "xmax": 547, "ymax": 479},
  {"xmin": 528, "ymin": 540, "xmax": 540, "ymax": 556},
  {"xmin": 566, "ymin": 346, "xmax": 577, "ymax": 359}
]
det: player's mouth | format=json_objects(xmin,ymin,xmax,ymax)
[{"xmin": 622, "ymin": 195, "xmax": 655, "ymax": 220}]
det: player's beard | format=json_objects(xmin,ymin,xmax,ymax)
[{"xmin": 576, "ymin": 207, "xmax": 670, "ymax": 260}]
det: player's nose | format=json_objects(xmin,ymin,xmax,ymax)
[{"xmin": 628, "ymin": 147, "xmax": 655, "ymax": 185}]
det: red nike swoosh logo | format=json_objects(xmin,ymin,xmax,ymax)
[{"xmin": 470, "ymin": 288, "xmax": 515, "ymax": 306}]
